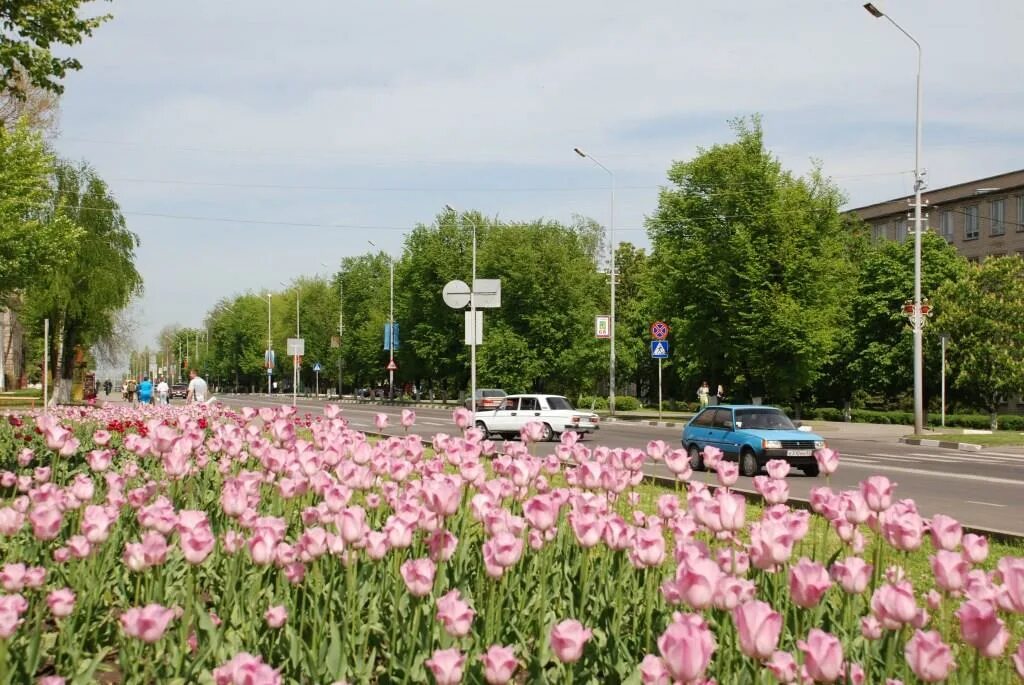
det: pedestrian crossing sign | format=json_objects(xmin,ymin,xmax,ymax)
[{"xmin": 650, "ymin": 340, "xmax": 670, "ymax": 359}]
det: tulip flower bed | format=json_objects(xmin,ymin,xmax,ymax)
[{"xmin": 1, "ymin": 404, "xmax": 1023, "ymax": 685}]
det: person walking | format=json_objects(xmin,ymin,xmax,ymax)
[
  {"xmin": 126, "ymin": 378, "xmax": 137, "ymax": 404},
  {"xmin": 697, "ymin": 381, "xmax": 710, "ymax": 409},
  {"xmin": 186, "ymin": 368, "xmax": 208, "ymax": 404},
  {"xmin": 156, "ymin": 377, "xmax": 169, "ymax": 405},
  {"xmin": 137, "ymin": 376, "xmax": 153, "ymax": 405},
  {"xmin": 104, "ymin": 380, "xmax": 112, "ymax": 396},
  {"xmin": 716, "ymin": 384, "xmax": 726, "ymax": 404}
]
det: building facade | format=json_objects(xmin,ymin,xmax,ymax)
[{"xmin": 848, "ymin": 169, "xmax": 1024, "ymax": 262}]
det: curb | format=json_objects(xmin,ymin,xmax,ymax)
[
  {"xmin": 900, "ymin": 437, "xmax": 983, "ymax": 452},
  {"xmin": 603, "ymin": 417, "xmax": 681, "ymax": 428}
]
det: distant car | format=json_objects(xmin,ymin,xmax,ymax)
[
  {"xmin": 465, "ymin": 388, "xmax": 507, "ymax": 411},
  {"xmin": 170, "ymin": 384, "xmax": 188, "ymax": 400},
  {"xmin": 682, "ymin": 405, "xmax": 826, "ymax": 477},
  {"xmin": 474, "ymin": 394, "xmax": 600, "ymax": 441}
]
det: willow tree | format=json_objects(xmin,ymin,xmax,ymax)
[{"xmin": 24, "ymin": 161, "xmax": 142, "ymax": 404}]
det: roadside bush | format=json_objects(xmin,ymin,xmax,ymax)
[
  {"xmin": 576, "ymin": 395, "xmax": 607, "ymax": 410},
  {"xmin": 612, "ymin": 395, "xmax": 641, "ymax": 411}
]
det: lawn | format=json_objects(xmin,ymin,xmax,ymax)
[{"xmin": 910, "ymin": 431, "xmax": 1024, "ymax": 447}]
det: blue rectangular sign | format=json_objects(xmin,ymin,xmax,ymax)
[
  {"xmin": 383, "ymin": 323, "xmax": 400, "ymax": 351},
  {"xmin": 650, "ymin": 340, "xmax": 670, "ymax": 359}
]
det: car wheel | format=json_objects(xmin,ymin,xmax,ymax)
[
  {"xmin": 540, "ymin": 423, "xmax": 554, "ymax": 442},
  {"xmin": 475, "ymin": 421, "xmax": 489, "ymax": 437},
  {"xmin": 740, "ymin": 449, "xmax": 760, "ymax": 478},
  {"xmin": 802, "ymin": 463, "xmax": 820, "ymax": 477},
  {"xmin": 688, "ymin": 444, "xmax": 705, "ymax": 471}
]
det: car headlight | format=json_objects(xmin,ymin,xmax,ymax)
[
  {"xmin": 814, "ymin": 440, "xmax": 826, "ymax": 449},
  {"xmin": 763, "ymin": 440, "xmax": 782, "ymax": 449}
]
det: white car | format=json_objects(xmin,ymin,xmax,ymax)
[{"xmin": 473, "ymin": 394, "xmax": 600, "ymax": 441}]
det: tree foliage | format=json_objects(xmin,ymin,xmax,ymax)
[
  {"xmin": 648, "ymin": 116, "xmax": 855, "ymax": 403},
  {"xmin": 933, "ymin": 256, "xmax": 1024, "ymax": 424},
  {"xmin": 23, "ymin": 161, "xmax": 141, "ymax": 402},
  {"xmin": 0, "ymin": 120, "xmax": 79, "ymax": 297},
  {"xmin": 1, "ymin": 0, "xmax": 111, "ymax": 97}
]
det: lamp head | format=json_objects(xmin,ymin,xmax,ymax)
[
  {"xmin": 444, "ymin": 203, "xmax": 457, "ymax": 213},
  {"xmin": 863, "ymin": 3, "xmax": 884, "ymax": 18},
  {"xmin": 573, "ymin": 147, "xmax": 587, "ymax": 158}
]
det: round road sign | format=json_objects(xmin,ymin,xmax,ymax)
[
  {"xmin": 442, "ymin": 280, "xmax": 471, "ymax": 309},
  {"xmin": 651, "ymin": 321, "xmax": 670, "ymax": 340}
]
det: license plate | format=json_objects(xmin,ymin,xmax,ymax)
[{"xmin": 787, "ymin": 449, "xmax": 813, "ymax": 457}]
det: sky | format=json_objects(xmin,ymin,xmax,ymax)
[{"xmin": 50, "ymin": 0, "xmax": 1023, "ymax": 355}]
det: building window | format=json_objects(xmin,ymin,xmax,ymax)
[
  {"xmin": 1018, "ymin": 195, "xmax": 1024, "ymax": 232},
  {"xmin": 940, "ymin": 210, "xmax": 954, "ymax": 241},
  {"xmin": 895, "ymin": 219, "xmax": 908, "ymax": 243},
  {"xmin": 872, "ymin": 223, "xmax": 887, "ymax": 242},
  {"xmin": 965, "ymin": 205, "xmax": 979, "ymax": 240},
  {"xmin": 991, "ymin": 199, "xmax": 1006, "ymax": 236}
]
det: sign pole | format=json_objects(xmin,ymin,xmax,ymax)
[
  {"xmin": 658, "ymin": 358, "xmax": 663, "ymax": 421},
  {"xmin": 941, "ymin": 334, "xmax": 947, "ymax": 428},
  {"xmin": 43, "ymin": 319, "xmax": 49, "ymax": 412},
  {"xmin": 315, "ymin": 369, "xmax": 320, "ymax": 399}
]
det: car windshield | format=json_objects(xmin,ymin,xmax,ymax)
[
  {"xmin": 734, "ymin": 409, "xmax": 795, "ymax": 430},
  {"xmin": 546, "ymin": 396, "xmax": 574, "ymax": 411}
]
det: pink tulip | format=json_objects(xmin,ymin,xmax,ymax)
[
  {"xmin": 657, "ymin": 613, "xmax": 715, "ymax": 683},
  {"xmin": 789, "ymin": 558, "xmax": 832, "ymax": 608},
  {"xmin": 871, "ymin": 581, "xmax": 918, "ymax": 630},
  {"xmin": 520, "ymin": 421, "xmax": 546, "ymax": 444},
  {"xmin": 716, "ymin": 460, "xmax": 738, "ymax": 487},
  {"xmin": 374, "ymin": 413, "xmax": 389, "ymax": 431},
  {"xmin": 29, "ymin": 505, "xmax": 63, "ymax": 540},
  {"xmin": 831, "ymin": 557, "xmax": 872, "ymax": 595},
  {"xmin": 962, "ymin": 533, "xmax": 988, "ymax": 564},
  {"xmin": 928, "ymin": 514, "xmax": 962, "ymax": 551},
  {"xmin": 524, "ymin": 494, "xmax": 558, "ymax": 531},
  {"xmin": 425, "ymin": 648, "xmax": 465, "ymax": 685},
  {"xmin": 672, "ymin": 557, "xmax": 722, "ymax": 610},
  {"xmin": 956, "ymin": 599, "xmax": 1009, "ymax": 657},
  {"xmin": 480, "ymin": 644, "xmax": 518, "ymax": 685},
  {"xmin": 436, "ymin": 590, "xmax": 475, "ymax": 638},
  {"xmin": 797, "ymin": 629, "xmax": 843, "ymax": 684},
  {"xmin": 0, "ymin": 563, "xmax": 26, "ymax": 592},
  {"xmin": 813, "ymin": 447, "xmax": 839, "ymax": 475},
  {"xmin": 996, "ymin": 557, "xmax": 1024, "ymax": 613},
  {"xmin": 264, "ymin": 604, "xmax": 287, "ymax": 628},
  {"xmin": 1013, "ymin": 640, "xmax": 1024, "ymax": 680},
  {"xmin": 765, "ymin": 459, "xmax": 790, "ymax": 480},
  {"xmin": 664, "ymin": 449, "xmax": 692, "ymax": 479},
  {"xmin": 47, "ymin": 588, "xmax": 76, "ymax": 618},
  {"xmin": 120, "ymin": 604, "xmax": 176, "ymax": 643},
  {"xmin": 860, "ymin": 475, "xmax": 895, "ymax": 512},
  {"xmin": 702, "ymin": 446, "xmax": 723, "ymax": 470},
  {"xmin": 400, "ymin": 409, "xmax": 416, "ymax": 428},
  {"xmin": 732, "ymin": 600, "xmax": 781, "ymax": 661},
  {"xmin": 212, "ymin": 652, "xmax": 282, "ymax": 685},
  {"xmin": 764, "ymin": 651, "xmax": 797, "ymax": 683},
  {"xmin": 452, "ymin": 407, "xmax": 473, "ymax": 430},
  {"xmin": 549, "ymin": 619, "xmax": 592, "ymax": 664},
  {"xmin": 638, "ymin": 654, "xmax": 671, "ymax": 685},
  {"xmin": 930, "ymin": 549, "xmax": 968, "ymax": 593},
  {"xmin": 400, "ymin": 558, "xmax": 436, "ymax": 597},
  {"xmin": 904, "ymin": 629, "xmax": 956, "ymax": 682},
  {"xmin": 38, "ymin": 677, "xmax": 65, "ymax": 685},
  {"xmin": 0, "ymin": 507, "xmax": 25, "ymax": 536},
  {"xmin": 860, "ymin": 616, "xmax": 883, "ymax": 640},
  {"xmin": 881, "ymin": 502, "xmax": 924, "ymax": 552}
]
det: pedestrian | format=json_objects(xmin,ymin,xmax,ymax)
[
  {"xmin": 697, "ymin": 381, "xmax": 710, "ymax": 408},
  {"xmin": 126, "ymin": 377, "xmax": 137, "ymax": 404},
  {"xmin": 137, "ymin": 376, "xmax": 153, "ymax": 405},
  {"xmin": 156, "ymin": 377, "xmax": 169, "ymax": 405},
  {"xmin": 716, "ymin": 384, "xmax": 725, "ymax": 404},
  {"xmin": 104, "ymin": 380, "xmax": 112, "ymax": 396},
  {"xmin": 186, "ymin": 368, "xmax": 208, "ymax": 404}
]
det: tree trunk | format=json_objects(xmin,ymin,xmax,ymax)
[{"xmin": 52, "ymin": 324, "xmax": 75, "ymax": 405}]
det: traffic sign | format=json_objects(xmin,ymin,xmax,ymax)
[
  {"xmin": 442, "ymin": 280, "xmax": 471, "ymax": 309},
  {"xmin": 286, "ymin": 338, "xmax": 304, "ymax": 356},
  {"xmin": 651, "ymin": 321, "xmax": 669, "ymax": 340},
  {"xmin": 312, "ymin": 362, "xmax": 322, "ymax": 373},
  {"xmin": 650, "ymin": 340, "xmax": 670, "ymax": 359},
  {"xmin": 595, "ymin": 315, "xmax": 610, "ymax": 338},
  {"xmin": 386, "ymin": 360, "xmax": 398, "ymax": 372}
]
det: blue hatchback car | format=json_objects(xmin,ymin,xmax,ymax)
[{"xmin": 681, "ymin": 405, "xmax": 827, "ymax": 477}]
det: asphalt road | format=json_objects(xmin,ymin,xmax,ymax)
[{"xmin": 218, "ymin": 395, "xmax": 1024, "ymax": 537}]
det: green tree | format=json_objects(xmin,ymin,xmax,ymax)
[
  {"xmin": 0, "ymin": 121, "xmax": 79, "ymax": 297},
  {"xmin": 1, "ymin": 0, "xmax": 111, "ymax": 97},
  {"xmin": 845, "ymin": 231, "xmax": 968, "ymax": 406},
  {"xmin": 614, "ymin": 242, "xmax": 659, "ymax": 403},
  {"xmin": 24, "ymin": 161, "xmax": 142, "ymax": 404},
  {"xmin": 932, "ymin": 256, "xmax": 1024, "ymax": 428},
  {"xmin": 647, "ymin": 116, "xmax": 855, "ymax": 404}
]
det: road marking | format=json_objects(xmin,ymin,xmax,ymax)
[
  {"xmin": 966, "ymin": 501, "xmax": 1006, "ymax": 508},
  {"xmin": 837, "ymin": 457, "xmax": 880, "ymax": 466},
  {"xmin": 836, "ymin": 461, "xmax": 1024, "ymax": 486}
]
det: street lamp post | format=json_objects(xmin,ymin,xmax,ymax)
[
  {"xmin": 323, "ymin": 262, "xmax": 345, "ymax": 399},
  {"xmin": 266, "ymin": 293, "xmax": 273, "ymax": 395},
  {"xmin": 865, "ymin": 2, "xmax": 925, "ymax": 434},
  {"xmin": 445, "ymin": 205, "xmax": 478, "ymax": 414},
  {"xmin": 369, "ymin": 241, "xmax": 396, "ymax": 400},
  {"xmin": 574, "ymin": 147, "xmax": 617, "ymax": 416},
  {"xmin": 940, "ymin": 333, "xmax": 949, "ymax": 428}
]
